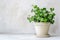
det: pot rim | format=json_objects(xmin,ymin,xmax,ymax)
[
  {"xmin": 33, "ymin": 22, "xmax": 50, "ymax": 24},
  {"xmin": 33, "ymin": 22, "xmax": 50, "ymax": 26}
]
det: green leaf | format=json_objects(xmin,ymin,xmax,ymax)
[
  {"xmin": 27, "ymin": 5, "xmax": 55, "ymax": 24},
  {"xmin": 42, "ymin": 8, "xmax": 46, "ymax": 13},
  {"xmin": 27, "ymin": 17, "xmax": 32, "ymax": 22},
  {"xmin": 33, "ymin": 5, "xmax": 37, "ymax": 8},
  {"xmin": 50, "ymin": 20, "xmax": 54, "ymax": 24},
  {"xmin": 43, "ymin": 8, "xmax": 46, "ymax": 10},
  {"xmin": 50, "ymin": 8, "xmax": 54, "ymax": 12},
  {"xmin": 44, "ymin": 18, "xmax": 48, "ymax": 22},
  {"xmin": 46, "ymin": 11, "xmax": 49, "ymax": 13},
  {"xmin": 52, "ymin": 13, "xmax": 55, "ymax": 16},
  {"xmin": 39, "ymin": 13, "xmax": 43, "ymax": 16},
  {"xmin": 44, "ymin": 13, "xmax": 48, "ymax": 17},
  {"xmin": 40, "ymin": 18, "xmax": 44, "ymax": 22}
]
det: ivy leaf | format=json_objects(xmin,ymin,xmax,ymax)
[
  {"xmin": 27, "ymin": 17, "xmax": 31, "ymax": 22},
  {"xmin": 50, "ymin": 8, "xmax": 54, "ymax": 12},
  {"xmin": 43, "ymin": 18, "xmax": 48, "ymax": 22},
  {"xmin": 43, "ymin": 8, "xmax": 46, "ymax": 10},
  {"xmin": 52, "ymin": 13, "xmax": 55, "ymax": 16},
  {"xmin": 46, "ymin": 11, "xmax": 49, "ymax": 13},
  {"xmin": 33, "ymin": 5, "xmax": 37, "ymax": 8},
  {"xmin": 48, "ymin": 14, "xmax": 53, "ymax": 20},
  {"xmin": 39, "ymin": 13, "xmax": 43, "ymax": 16},
  {"xmin": 27, "ymin": 16, "xmax": 34, "ymax": 22},
  {"xmin": 42, "ymin": 8, "xmax": 46, "ymax": 13},
  {"xmin": 44, "ymin": 13, "xmax": 48, "ymax": 17},
  {"xmin": 27, "ymin": 5, "xmax": 55, "ymax": 24},
  {"xmin": 40, "ymin": 18, "xmax": 44, "ymax": 22},
  {"xmin": 50, "ymin": 20, "xmax": 54, "ymax": 24}
]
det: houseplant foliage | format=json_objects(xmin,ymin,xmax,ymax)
[
  {"xmin": 27, "ymin": 5, "xmax": 56, "ymax": 37},
  {"xmin": 27, "ymin": 5, "xmax": 55, "ymax": 24}
]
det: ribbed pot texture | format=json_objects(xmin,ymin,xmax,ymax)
[{"xmin": 34, "ymin": 22, "xmax": 50, "ymax": 37}]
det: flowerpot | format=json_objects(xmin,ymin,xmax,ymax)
[{"xmin": 34, "ymin": 22, "xmax": 50, "ymax": 37}]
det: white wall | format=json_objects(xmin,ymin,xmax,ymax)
[
  {"xmin": 0, "ymin": 0, "xmax": 36, "ymax": 34},
  {"xmin": 47, "ymin": 0, "xmax": 60, "ymax": 35},
  {"xmin": 0, "ymin": 0, "xmax": 60, "ymax": 35}
]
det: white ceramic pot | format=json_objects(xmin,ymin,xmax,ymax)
[{"xmin": 34, "ymin": 22, "xmax": 50, "ymax": 37}]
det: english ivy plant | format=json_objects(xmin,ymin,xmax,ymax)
[{"xmin": 27, "ymin": 5, "xmax": 55, "ymax": 24}]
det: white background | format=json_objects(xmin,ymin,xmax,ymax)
[{"xmin": 0, "ymin": 0, "xmax": 60, "ymax": 35}]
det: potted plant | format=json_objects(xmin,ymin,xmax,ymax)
[{"xmin": 27, "ymin": 5, "xmax": 55, "ymax": 37}]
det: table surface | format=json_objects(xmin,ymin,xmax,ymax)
[{"xmin": 0, "ymin": 34, "xmax": 60, "ymax": 40}]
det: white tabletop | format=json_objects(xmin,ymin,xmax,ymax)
[{"xmin": 0, "ymin": 34, "xmax": 60, "ymax": 40}]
